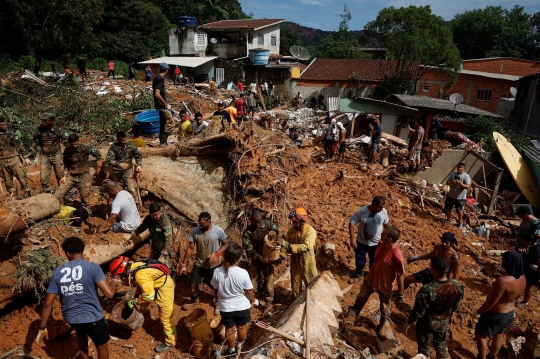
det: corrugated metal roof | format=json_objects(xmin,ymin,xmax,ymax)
[
  {"xmin": 199, "ymin": 19, "xmax": 285, "ymax": 31},
  {"xmin": 393, "ymin": 94, "xmax": 502, "ymax": 118},
  {"xmin": 138, "ymin": 56, "xmax": 216, "ymax": 68},
  {"xmin": 436, "ymin": 115, "xmax": 467, "ymax": 123},
  {"xmin": 299, "ymin": 59, "xmax": 420, "ymax": 81},
  {"xmin": 460, "ymin": 69, "xmax": 521, "ymax": 81},
  {"xmin": 522, "ymin": 145, "xmax": 540, "ymax": 167}
]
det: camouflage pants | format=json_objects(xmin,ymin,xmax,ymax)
[
  {"xmin": 150, "ymin": 248, "xmax": 173, "ymax": 270},
  {"xmin": 113, "ymin": 169, "xmax": 139, "ymax": 205},
  {"xmin": 416, "ymin": 317, "xmax": 451, "ymax": 359},
  {"xmin": 351, "ymin": 281, "xmax": 392, "ymax": 320},
  {"xmin": 0, "ymin": 156, "xmax": 30, "ymax": 193},
  {"xmin": 40, "ymin": 152, "xmax": 64, "ymax": 192},
  {"xmin": 249, "ymin": 258, "xmax": 277, "ymax": 302},
  {"xmin": 55, "ymin": 173, "xmax": 91, "ymax": 208}
]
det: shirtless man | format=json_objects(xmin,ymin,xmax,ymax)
[
  {"xmin": 475, "ymin": 251, "xmax": 526, "ymax": 359},
  {"xmin": 396, "ymin": 232, "xmax": 460, "ymax": 303}
]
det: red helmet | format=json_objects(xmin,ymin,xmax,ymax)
[
  {"xmin": 110, "ymin": 256, "xmax": 129, "ymax": 275},
  {"xmin": 289, "ymin": 207, "xmax": 308, "ymax": 222}
]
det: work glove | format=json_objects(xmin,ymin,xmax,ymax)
[
  {"xmin": 34, "ymin": 157, "xmax": 40, "ymax": 167},
  {"xmin": 35, "ymin": 327, "xmax": 48, "ymax": 343},
  {"xmin": 407, "ymin": 256, "xmax": 420, "ymax": 264},
  {"xmin": 209, "ymin": 250, "xmax": 222, "ymax": 265},
  {"xmin": 23, "ymin": 158, "xmax": 32, "ymax": 166},
  {"xmin": 277, "ymin": 238, "xmax": 290, "ymax": 250},
  {"xmin": 252, "ymin": 299, "xmax": 259, "ymax": 307},
  {"xmin": 166, "ymin": 104, "xmax": 172, "ymax": 110},
  {"xmin": 127, "ymin": 299, "xmax": 137, "ymax": 309}
]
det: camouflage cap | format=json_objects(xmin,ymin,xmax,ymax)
[{"xmin": 41, "ymin": 112, "xmax": 55, "ymax": 120}]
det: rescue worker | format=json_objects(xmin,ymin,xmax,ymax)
[
  {"xmin": 33, "ymin": 112, "xmax": 68, "ymax": 193},
  {"xmin": 0, "ymin": 115, "xmax": 32, "ymax": 198},
  {"xmin": 133, "ymin": 202, "xmax": 174, "ymax": 268},
  {"xmin": 278, "ymin": 208, "xmax": 318, "ymax": 299},
  {"xmin": 110, "ymin": 256, "xmax": 176, "ymax": 353},
  {"xmin": 56, "ymin": 134, "xmax": 101, "ymax": 212},
  {"xmin": 106, "ymin": 131, "xmax": 142, "ymax": 206},
  {"xmin": 404, "ymin": 257, "xmax": 464, "ymax": 359},
  {"xmin": 241, "ymin": 209, "xmax": 279, "ymax": 307}
]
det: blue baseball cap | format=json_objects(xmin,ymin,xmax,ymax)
[{"xmin": 158, "ymin": 63, "xmax": 168, "ymax": 70}]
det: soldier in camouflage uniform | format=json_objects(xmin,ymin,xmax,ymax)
[
  {"xmin": 56, "ymin": 134, "xmax": 101, "ymax": 211},
  {"xmin": 134, "ymin": 202, "xmax": 174, "ymax": 268},
  {"xmin": 242, "ymin": 209, "xmax": 279, "ymax": 306},
  {"xmin": 105, "ymin": 131, "xmax": 142, "ymax": 206},
  {"xmin": 0, "ymin": 116, "xmax": 32, "ymax": 198},
  {"xmin": 405, "ymin": 257, "xmax": 464, "ymax": 359},
  {"xmin": 33, "ymin": 113, "xmax": 68, "ymax": 193}
]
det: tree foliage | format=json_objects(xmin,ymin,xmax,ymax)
[
  {"xmin": 371, "ymin": 73, "xmax": 414, "ymax": 101},
  {"xmin": 364, "ymin": 6, "xmax": 461, "ymax": 79},
  {"xmin": 316, "ymin": 6, "xmax": 367, "ymax": 59},
  {"xmin": 462, "ymin": 115, "xmax": 528, "ymax": 152},
  {"xmin": 279, "ymin": 25, "xmax": 301, "ymax": 57},
  {"xmin": 451, "ymin": 6, "xmax": 540, "ymax": 60}
]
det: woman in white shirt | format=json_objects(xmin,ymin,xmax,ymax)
[{"xmin": 211, "ymin": 244, "xmax": 256, "ymax": 356}]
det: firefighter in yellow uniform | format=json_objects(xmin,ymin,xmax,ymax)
[
  {"xmin": 109, "ymin": 256, "xmax": 176, "ymax": 353},
  {"xmin": 279, "ymin": 208, "xmax": 318, "ymax": 298}
]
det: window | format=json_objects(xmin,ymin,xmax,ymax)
[
  {"xmin": 197, "ymin": 33, "xmax": 206, "ymax": 46},
  {"xmin": 422, "ymin": 85, "xmax": 430, "ymax": 93},
  {"xmin": 271, "ymin": 35, "xmax": 277, "ymax": 46},
  {"xmin": 258, "ymin": 34, "xmax": 264, "ymax": 45},
  {"xmin": 477, "ymin": 89, "xmax": 492, "ymax": 101}
]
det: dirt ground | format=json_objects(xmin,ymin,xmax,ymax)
[{"xmin": 0, "ymin": 142, "xmax": 537, "ymax": 359}]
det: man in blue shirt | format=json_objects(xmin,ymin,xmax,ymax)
[{"xmin": 35, "ymin": 237, "xmax": 116, "ymax": 359}]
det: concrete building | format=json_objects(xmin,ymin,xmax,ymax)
[
  {"xmin": 292, "ymin": 58, "xmax": 419, "ymax": 102},
  {"xmin": 138, "ymin": 56, "xmax": 216, "ymax": 83},
  {"xmin": 510, "ymin": 73, "xmax": 540, "ymax": 137},
  {"xmin": 198, "ymin": 19, "xmax": 285, "ymax": 58}
]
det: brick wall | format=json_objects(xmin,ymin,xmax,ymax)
[
  {"xmin": 463, "ymin": 58, "xmax": 540, "ymax": 77},
  {"xmin": 448, "ymin": 74, "xmax": 515, "ymax": 113},
  {"xmin": 417, "ymin": 67, "xmax": 517, "ymax": 113}
]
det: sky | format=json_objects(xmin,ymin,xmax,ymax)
[{"xmin": 240, "ymin": 0, "xmax": 540, "ymax": 31}]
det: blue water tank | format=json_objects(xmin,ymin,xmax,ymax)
[
  {"xmin": 135, "ymin": 110, "xmax": 160, "ymax": 135},
  {"xmin": 249, "ymin": 49, "xmax": 270, "ymax": 65},
  {"xmin": 178, "ymin": 16, "xmax": 197, "ymax": 27}
]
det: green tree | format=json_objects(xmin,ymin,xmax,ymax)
[
  {"xmin": 280, "ymin": 25, "xmax": 301, "ymax": 56},
  {"xmin": 99, "ymin": 0, "xmax": 169, "ymax": 61},
  {"xmin": 318, "ymin": 5, "xmax": 367, "ymax": 59},
  {"xmin": 364, "ymin": 5, "xmax": 461, "ymax": 79},
  {"xmin": 451, "ymin": 5, "xmax": 536, "ymax": 60}
]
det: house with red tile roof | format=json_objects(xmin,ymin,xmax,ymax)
[{"xmin": 291, "ymin": 58, "xmax": 420, "ymax": 102}]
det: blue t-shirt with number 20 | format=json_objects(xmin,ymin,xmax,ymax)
[{"xmin": 47, "ymin": 259, "xmax": 106, "ymax": 324}]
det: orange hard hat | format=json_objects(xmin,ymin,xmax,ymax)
[
  {"xmin": 289, "ymin": 207, "xmax": 308, "ymax": 222},
  {"xmin": 110, "ymin": 256, "xmax": 129, "ymax": 275}
]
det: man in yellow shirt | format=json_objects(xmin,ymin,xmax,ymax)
[
  {"xmin": 110, "ymin": 256, "xmax": 176, "ymax": 353},
  {"xmin": 225, "ymin": 105, "xmax": 237, "ymax": 128},
  {"xmin": 209, "ymin": 77, "xmax": 216, "ymax": 98},
  {"xmin": 178, "ymin": 110, "xmax": 193, "ymax": 138},
  {"xmin": 128, "ymin": 124, "xmax": 146, "ymax": 148},
  {"xmin": 53, "ymin": 206, "xmax": 96, "ymax": 232},
  {"xmin": 279, "ymin": 207, "xmax": 318, "ymax": 298}
]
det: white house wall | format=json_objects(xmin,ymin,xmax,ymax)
[{"xmin": 248, "ymin": 24, "xmax": 281, "ymax": 54}]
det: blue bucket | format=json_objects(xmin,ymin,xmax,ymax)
[{"xmin": 135, "ymin": 110, "xmax": 160, "ymax": 135}]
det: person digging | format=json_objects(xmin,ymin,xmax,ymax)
[
  {"xmin": 109, "ymin": 256, "xmax": 176, "ymax": 353},
  {"xmin": 241, "ymin": 209, "xmax": 279, "ymax": 307}
]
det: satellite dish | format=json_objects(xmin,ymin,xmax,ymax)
[
  {"xmin": 290, "ymin": 45, "xmax": 311, "ymax": 61},
  {"xmin": 510, "ymin": 87, "xmax": 517, "ymax": 97},
  {"xmin": 210, "ymin": 38, "xmax": 217, "ymax": 44},
  {"xmin": 449, "ymin": 93, "xmax": 463, "ymax": 105}
]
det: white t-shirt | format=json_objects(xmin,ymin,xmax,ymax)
[
  {"xmin": 193, "ymin": 120, "xmax": 209, "ymax": 135},
  {"xmin": 349, "ymin": 206, "xmax": 389, "ymax": 246},
  {"xmin": 249, "ymin": 83, "xmax": 256, "ymax": 92},
  {"xmin": 211, "ymin": 266, "xmax": 253, "ymax": 312},
  {"xmin": 111, "ymin": 190, "xmax": 141, "ymax": 231}
]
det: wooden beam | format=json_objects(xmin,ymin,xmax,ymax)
[
  {"xmin": 466, "ymin": 150, "xmax": 504, "ymax": 172},
  {"xmin": 487, "ymin": 169, "xmax": 504, "ymax": 215}
]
